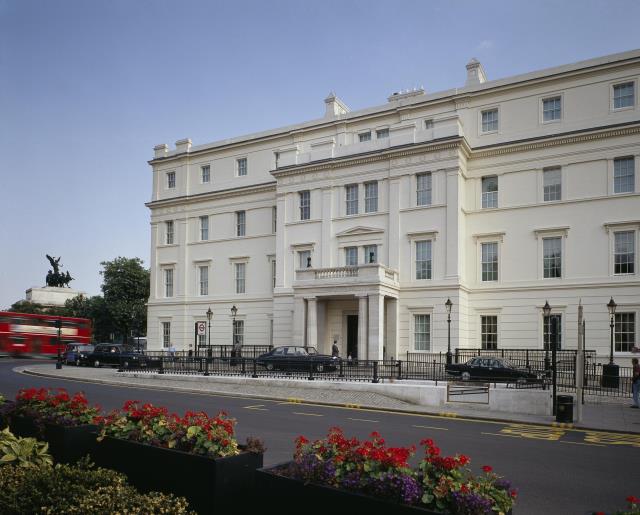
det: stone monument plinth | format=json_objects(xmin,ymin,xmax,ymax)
[{"xmin": 25, "ymin": 287, "xmax": 86, "ymax": 307}]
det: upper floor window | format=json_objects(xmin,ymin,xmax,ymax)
[
  {"xmin": 481, "ymin": 176, "xmax": 498, "ymax": 208},
  {"xmin": 481, "ymin": 242, "xmax": 498, "ymax": 281},
  {"xmin": 236, "ymin": 211, "xmax": 246, "ymax": 237},
  {"xmin": 271, "ymin": 259, "xmax": 276, "ymax": 289},
  {"xmin": 298, "ymin": 250, "xmax": 311, "ymax": 269},
  {"xmin": 166, "ymin": 171, "xmax": 176, "ymax": 189},
  {"xmin": 543, "ymin": 237, "xmax": 562, "ymax": 278},
  {"xmin": 481, "ymin": 108, "xmax": 498, "ymax": 133},
  {"xmin": 235, "ymin": 263, "xmax": 246, "ymax": 294},
  {"xmin": 415, "ymin": 240, "xmax": 432, "ymax": 280},
  {"xmin": 345, "ymin": 247, "xmax": 358, "ymax": 266},
  {"xmin": 272, "ymin": 206, "xmax": 277, "ymax": 233},
  {"xmin": 424, "ymin": 119, "xmax": 434, "ymax": 129},
  {"xmin": 543, "ymin": 167, "xmax": 562, "ymax": 201},
  {"xmin": 613, "ymin": 82, "xmax": 635, "ymax": 109},
  {"xmin": 199, "ymin": 216, "xmax": 209, "ymax": 241},
  {"xmin": 237, "ymin": 157, "xmax": 247, "ymax": 176},
  {"xmin": 376, "ymin": 128, "xmax": 389, "ymax": 139},
  {"xmin": 481, "ymin": 315, "xmax": 498, "ymax": 350},
  {"xmin": 364, "ymin": 182, "xmax": 378, "ymax": 213},
  {"xmin": 201, "ymin": 165, "xmax": 210, "ymax": 184},
  {"xmin": 417, "ymin": 173, "xmax": 432, "ymax": 206},
  {"xmin": 162, "ymin": 322, "xmax": 171, "ymax": 348},
  {"xmin": 615, "ymin": 313, "xmax": 636, "ymax": 353},
  {"xmin": 199, "ymin": 265, "xmax": 209, "ymax": 296},
  {"xmin": 542, "ymin": 96, "xmax": 562, "ymax": 122},
  {"xmin": 346, "ymin": 184, "xmax": 358, "ymax": 215},
  {"xmin": 614, "ymin": 231, "xmax": 635, "ymax": 275},
  {"xmin": 165, "ymin": 221, "xmax": 174, "ymax": 245},
  {"xmin": 364, "ymin": 244, "xmax": 377, "ymax": 264},
  {"xmin": 614, "ymin": 157, "xmax": 635, "ymax": 194},
  {"xmin": 164, "ymin": 269, "xmax": 174, "ymax": 297},
  {"xmin": 358, "ymin": 132, "xmax": 371, "ymax": 142},
  {"xmin": 233, "ymin": 319, "xmax": 244, "ymax": 346},
  {"xmin": 299, "ymin": 191, "xmax": 310, "ymax": 220}
]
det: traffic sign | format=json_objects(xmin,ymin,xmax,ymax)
[{"xmin": 197, "ymin": 322, "xmax": 206, "ymax": 336}]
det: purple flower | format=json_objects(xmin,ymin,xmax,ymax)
[
  {"xmin": 494, "ymin": 478, "xmax": 512, "ymax": 491},
  {"xmin": 451, "ymin": 490, "xmax": 494, "ymax": 515},
  {"xmin": 365, "ymin": 472, "xmax": 422, "ymax": 505}
]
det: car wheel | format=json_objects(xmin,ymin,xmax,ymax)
[
  {"xmin": 93, "ymin": 360, "xmax": 101, "ymax": 368},
  {"xmin": 315, "ymin": 363, "xmax": 324, "ymax": 373},
  {"xmin": 266, "ymin": 363, "xmax": 274, "ymax": 371},
  {"xmin": 461, "ymin": 371, "xmax": 471, "ymax": 381}
]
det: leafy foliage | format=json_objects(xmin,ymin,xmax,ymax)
[
  {"xmin": 100, "ymin": 257, "xmax": 150, "ymax": 343},
  {"xmin": 0, "ymin": 428, "xmax": 52, "ymax": 468},
  {"xmin": 0, "ymin": 458, "xmax": 194, "ymax": 514}
]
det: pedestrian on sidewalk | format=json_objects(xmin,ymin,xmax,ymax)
[
  {"xmin": 332, "ymin": 340, "xmax": 340, "ymax": 358},
  {"xmin": 631, "ymin": 357, "xmax": 640, "ymax": 408}
]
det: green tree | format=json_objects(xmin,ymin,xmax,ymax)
[
  {"xmin": 64, "ymin": 295, "xmax": 114, "ymax": 342},
  {"xmin": 6, "ymin": 300, "xmax": 67, "ymax": 316},
  {"xmin": 100, "ymin": 257, "xmax": 150, "ymax": 343}
]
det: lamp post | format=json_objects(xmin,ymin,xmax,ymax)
[
  {"xmin": 55, "ymin": 318, "xmax": 62, "ymax": 369},
  {"xmin": 543, "ymin": 301, "xmax": 551, "ymax": 375},
  {"xmin": 602, "ymin": 297, "xmax": 620, "ymax": 389},
  {"xmin": 231, "ymin": 305, "xmax": 238, "ymax": 346},
  {"xmin": 445, "ymin": 298, "xmax": 453, "ymax": 365},
  {"xmin": 206, "ymin": 307, "xmax": 213, "ymax": 358},
  {"xmin": 543, "ymin": 301, "xmax": 558, "ymax": 415}
]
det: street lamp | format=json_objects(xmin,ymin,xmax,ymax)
[
  {"xmin": 206, "ymin": 307, "xmax": 213, "ymax": 358},
  {"xmin": 607, "ymin": 297, "xmax": 616, "ymax": 364},
  {"xmin": 445, "ymin": 298, "xmax": 453, "ymax": 365},
  {"xmin": 55, "ymin": 318, "xmax": 62, "ymax": 370},
  {"xmin": 602, "ymin": 297, "xmax": 620, "ymax": 389},
  {"xmin": 543, "ymin": 301, "xmax": 551, "ymax": 374},
  {"xmin": 231, "ymin": 305, "xmax": 238, "ymax": 346}
]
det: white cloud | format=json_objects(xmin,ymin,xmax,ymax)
[{"xmin": 476, "ymin": 40, "xmax": 494, "ymax": 50}]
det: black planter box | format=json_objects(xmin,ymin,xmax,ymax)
[
  {"xmin": 255, "ymin": 462, "xmax": 513, "ymax": 515},
  {"xmin": 255, "ymin": 462, "xmax": 439, "ymax": 514},
  {"xmin": 8, "ymin": 415, "xmax": 98, "ymax": 464},
  {"xmin": 92, "ymin": 436, "xmax": 263, "ymax": 514}
]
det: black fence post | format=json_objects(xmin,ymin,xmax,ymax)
[
  {"xmin": 203, "ymin": 357, "xmax": 209, "ymax": 377},
  {"xmin": 372, "ymin": 361, "xmax": 379, "ymax": 384},
  {"xmin": 158, "ymin": 356, "xmax": 164, "ymax": 375},
  {"xmin": 339, "ymin": 359, "xmax": 344, "ymax": 378},
  {"xmin": 432, "ymin": 359, "xmax": 437, "ymax": 381},
  {"xmin": 308, "ymin": 360, "xmax": 315, "ymax": 381},
  {"xmin": 454, "ymin": 348, "xmax": 459, "ymax": 364},
  {"xmin": 241, "ymin": 358, "xmax": 246, "ymax": 375},
  {"xmin": 397, "ymin": 360, "xmax": 402, "ymax": 380},
  {"xmin": 117, "ymin": 356, "xmax": 124, "ymax": 373},
  {"xmin": 251, "ymin": 358, "xmax": 258, "ymax": 379}
]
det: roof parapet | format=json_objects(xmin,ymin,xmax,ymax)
[{"xmin": 466, "ymin": 58, "xmax": 487, "ymax": 86}]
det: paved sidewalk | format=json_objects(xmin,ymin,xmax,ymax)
[{"xmin": 17, "ymin": 363, "xmax": 640, "ymax": 434}]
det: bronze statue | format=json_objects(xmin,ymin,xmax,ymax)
[{"xmin": 45, "ymin": 255, "xmax": 74, "ymax": 288}]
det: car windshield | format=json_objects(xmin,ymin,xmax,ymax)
[
  {"xmin": 306, "ymin": 347, "xmax": 317, "ymax": 355},
  {"xmin": 121, "ymin": 346, "xmax": 136, "ymax": 353}
]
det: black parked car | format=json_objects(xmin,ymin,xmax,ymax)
[
  {"xmin": 256, "ymin": 346, "xmax": 340, "ymax": 372},
  {"xmin": 445, "ymin": 356, "xmax": 539, "ymax": 383},
  {"xmin": 88, "ymin": 344, "xmax": 146, "ymax": 369},
  {"xmin": 63, "ymin": 343, "xmax": 95, "ymax": 366}
]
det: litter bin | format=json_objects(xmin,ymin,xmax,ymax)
[{"xmin": 556, "ymin": 395, "xmax": 573, "ymax": 423}]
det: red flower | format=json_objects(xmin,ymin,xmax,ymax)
[
  {"xmin": 482, "ymin": 465, "xmax": 493, "ymax": 473},
  {"xmin": 627, "ymin": 495, "xmax": 639, "ymax": 504}
]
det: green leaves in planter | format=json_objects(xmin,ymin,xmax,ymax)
[
  {"xmin": 0, "ymin": 457, "xmax": 195, "ymax": 514},
  {"xmin": 0, "ymin": 428, "xmax": 52, "ymax": 468}
]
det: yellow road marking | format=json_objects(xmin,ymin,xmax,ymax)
[
  {"xmin": 412, "ymin": 425, "xmax": 449, "ymax": 431},
  {"xmin": 293, "ymin": 412, "xmax": 324, "ymax": 417},
  {"xmin": 583, "ymin": 431, "xmax": 640, "ymax": 448},
  {"xmin": 499, "ymin": 424, "xmax": 565, "ymax": 441},
  {"xmin": 482, "ymin": 432, "xmax": 523, "ymax": 439},
  {"xmin": 439, "ymin": 412, "xmax": 458, "ymax": 418},
  {"xmin": 558, "ymin": 440, "xmax": 606, "ymax": 448},
  {"xmin": 344, "ymin": 403, "xmax": 361, "ymax": 409},
  {"xmin": 348, "ymin": 417, "xmax": 379, "ymax": 423}
]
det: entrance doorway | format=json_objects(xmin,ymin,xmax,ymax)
[{"xmin": 347, "ymin": 315, "xmax": 358, "ymax": 359}]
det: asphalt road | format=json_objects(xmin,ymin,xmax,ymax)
[{"xmin": 1, "ymin": 358, "xmax": 638, "ymax": 515}]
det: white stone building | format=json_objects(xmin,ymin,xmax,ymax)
[{"xmin": 146, "ymin": 50, "xmax": 640, "ymax": 364}]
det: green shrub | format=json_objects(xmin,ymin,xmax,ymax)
[
  {"xmin": 0, "ymin": 428, "xmax": 52, "ymax": 468},
  {"xmin": 0, "ymin": 458, "xmax": 194, "ymax": 514}
]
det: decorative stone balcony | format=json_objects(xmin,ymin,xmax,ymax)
[{"xmin": 294, "ymin": 264, "xmax": 399, "ymax": 288}]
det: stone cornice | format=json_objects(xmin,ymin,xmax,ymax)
[
  {"xmin": 146, "ymin": 181, "xmax": 276, "ymax": 210},
  {"xmin": 472, "ymin": 122, "xmax": 640, "ymax": 159},
  {"xmin": 271, "ymin": 137, "xmax": 468, "ymax": 178}
]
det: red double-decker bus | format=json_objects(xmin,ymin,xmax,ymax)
[{"xmin": 0, "ymin": 311, "xmax": 92, "ymax": 357}]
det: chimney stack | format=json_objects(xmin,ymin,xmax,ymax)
[
  {"xmin": 465, "ymin": 58, "xmax": 487, "ymax": 86},
  {"xmin": 324, "ymin": 92, "xmax": 350, "ymax": 118},
  {"xmin": 153, "ymin": 144, "xmax": 168, "ymax": 159},
  {"xmin": 175, "ymin": 138, "xmax": 192, "ymax": 154}
]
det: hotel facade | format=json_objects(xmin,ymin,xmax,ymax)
[{"xmin": 146, "ymin": 50, "xmax": 640, "ymax": 364}]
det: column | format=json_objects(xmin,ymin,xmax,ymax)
[
  {"xmin": 357, "ymin": 294, "xmax": 368, "ymax": 360},
  {"xmin": 445, "ymin": 169, "xmax": 460, "ymax": 280},
  {"xmin": 321, "ymin": 188, "xmax": 333, "ymax": 267},
  {"xmin": 293, "ymin": 297, "xmax": 305, "ymax": 345},
  {"xmin": 385, "ymin": 298, "xmax": 399, "ymax": 360},
  {"xmin": 368, "ymin": 294, "xmax": 385, "ymax": 360},
  {"xmin": 306, "ymin": 297, "xmax": 318, "ymax": 349}
]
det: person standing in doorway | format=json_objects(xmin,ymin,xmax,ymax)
[
  {"xmin": 631, "ymin": 357, "xmax": 640, "ymax": 408},
  {"xmin": 332, "ymin": 340, "xmax": 340, "ymax": 358}
]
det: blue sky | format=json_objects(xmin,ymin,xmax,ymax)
[{"xmin": 1, "ymin": 0, "xmax": 639, "ymax": 309}]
